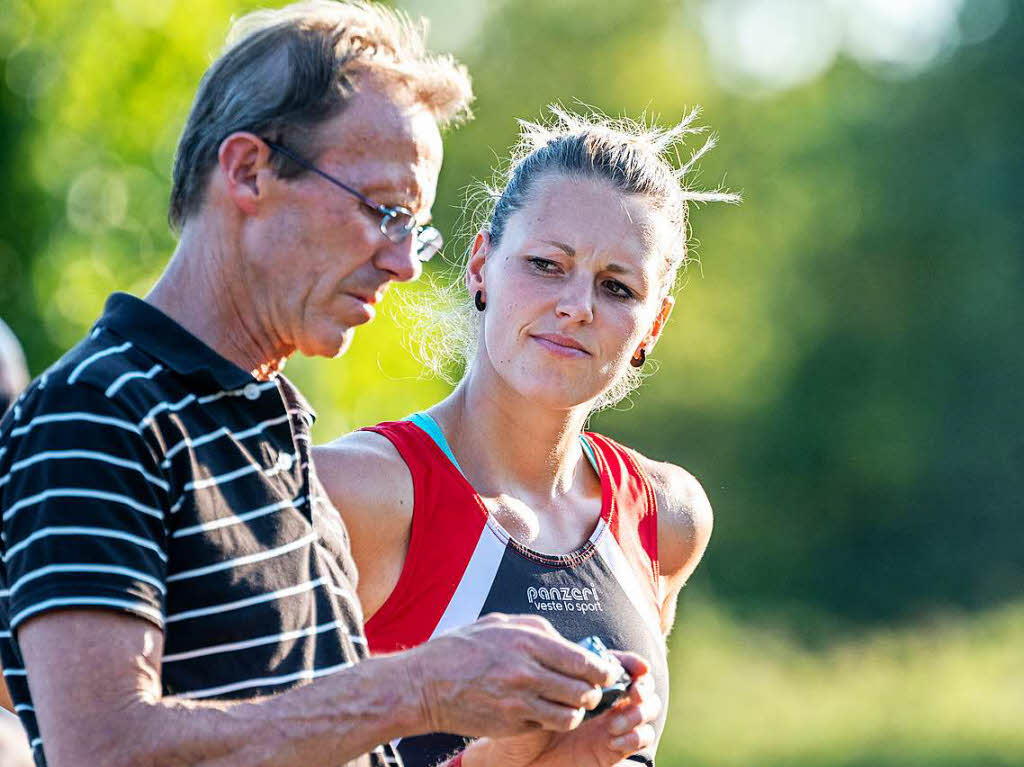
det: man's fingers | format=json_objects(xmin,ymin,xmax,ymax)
[
  {"xmin": 529, "ymin": 666, "xmax": 603, "ymax": 710},
  {"xmin": 530, "ymin": 635, "xmax": 617, "ymax": 687}
]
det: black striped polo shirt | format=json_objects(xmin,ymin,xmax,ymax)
[{"xmin": 0, "ymin": 293, "xmax": 399, "ymax": 767}]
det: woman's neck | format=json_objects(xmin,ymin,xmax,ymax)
[{"xmin": 430, "ymin": 361, "xmax": 594, "ymax": 503}]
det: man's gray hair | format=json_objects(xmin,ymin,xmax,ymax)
[{"xmin": 169, "ymin": 0, "xmax": 473, "ymax": 230}]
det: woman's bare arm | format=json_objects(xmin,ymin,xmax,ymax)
[
  {"xmin": 313, "ymin": 431, "xmax": 415, "ymax": 619},
  {"xmin": 635, "ymin": 455, "xmax": 714, "ymax": 635}
]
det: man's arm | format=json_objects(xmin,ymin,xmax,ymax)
[{"xmin": 20, "ymin": 609, "xmax": 619, "ymax": 767}]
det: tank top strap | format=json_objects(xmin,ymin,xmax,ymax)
[
  {"xmin": 582, "ymin": 432, "xmax": 660, "ymax": 596},
  {"xmin": 359, "ymin": 420, "xmax": 489, "ymax": 652}
]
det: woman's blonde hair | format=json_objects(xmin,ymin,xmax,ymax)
[{"xmin": 400, "ymin": 105, "xmax": 738, "ymax": 411}]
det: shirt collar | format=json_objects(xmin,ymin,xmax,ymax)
[{"xmin": 97, "ymin": 292, "xmax": 255, "ymax": 391}]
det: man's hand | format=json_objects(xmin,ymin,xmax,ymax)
[
  {"xmin": 406, "ymin": 614, "xmax": 623, "ymax": 738},
  {"xmin": 460, "ymin": 652, "xmax": 660, "ymax": 767}
]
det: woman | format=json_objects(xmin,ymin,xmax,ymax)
[{"xmin": 315, "ymin": 107, "xmax": 736, "ymax": 766}]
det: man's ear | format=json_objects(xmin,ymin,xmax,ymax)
[
  {"xmin": 217, "ymin": 132, "xmax": 272, "ymax": 217},
  {"xmin": 465, "ymin": 230, "xmax": 491, "ymax": 295}
]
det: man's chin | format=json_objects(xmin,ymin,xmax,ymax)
[
  {"xmin": 329, "ymin": 327, "xmax": 356, "ymax": 359},
  {"xmin": 333, "ymin": 331, "xmax": 358, "ymax": 358},
  {"xmin": 297, "ymin": 325, "xmax": 356, "ymax": 360}
]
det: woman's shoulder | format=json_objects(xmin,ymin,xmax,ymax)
[
  {"xmin": 312, "ymin": 428, "xmax": 414, "ymax": 518},
  {"xmin": 617, "ymin": 445, "xmax": 714, "ymax": 583}
]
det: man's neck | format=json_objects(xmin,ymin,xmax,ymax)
[{"xmin": 146, "ymin": 218, "xmax": 293, "ymax": 380}]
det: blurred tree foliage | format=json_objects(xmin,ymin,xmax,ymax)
[{"xmin": 0, "ymin": 0, "xmax": 1020, "ymax": 625}]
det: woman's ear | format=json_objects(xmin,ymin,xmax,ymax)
[
  {"xmin": 465, "ymin": 230, "xmax": 491, "ymax": 294},
  {"xmin": 636, "ymin": 295, "xmax": 675, "ymax": 358}
]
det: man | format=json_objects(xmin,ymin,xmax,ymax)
[{"xmin": 0, "ymin": 3, "xmax": 659, "ymax": 766}]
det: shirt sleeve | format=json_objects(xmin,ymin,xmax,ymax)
[{"xmin": 1, "ymin": 379, "xmax": 170, "ymax": 632}]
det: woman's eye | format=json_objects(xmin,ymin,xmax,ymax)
[
  {"xmin": 528, "ymin": 257, "xmax": 561, "ymax": 273},
  {"xmin": 604, "ymin": 280, "xmax": 635, "ymax": 299}
]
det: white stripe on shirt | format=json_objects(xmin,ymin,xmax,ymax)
[
  {"xmin": 105, "ymin": 364, "xmax": 163, "ymax": 397},
  {"xmin": 10, "ymin": 596, "xmax": 163, "ymax": 630},
  {"xmin": 67, "ymin": 342, "xmax": 133, "ymax": 384},
  {"xmin": 3, "ymin": 526, "xmax": 168, "ymax": 563},
  {"xmin": 160, "ymin": 414, "xmax": 291, "ymax": 467},
  {"xmin": 137, "ymin": 394, "xmax": 197, "ymax": 429},
  {"xmin": 0, "ymin": 450, "xmax": 169, "ymax": 491},
  {"xmin": 2, "ymin": 488, "xmax": 163, "ymax": 523},
  {"xmin": 182, "ymin": 453, "xmax": 298, "ymax": 493},
  {"xmin": 10, "ymin": 411, "xmax": 142, "ymax": 439},
  {"xmin": 166, "ymin": 533, "xmax": 316, "ymax": 583},
  {"xmin": 137, "ymin": 381, "xmax": 279, "ymax": 430},
  {"xmin": 172, "ymin": 496, "xmax": 307, "ymax": 539},
  {"xmin": 9, "ymin": 563, "xmax": 166, "ymax": 597},
  {"xmin": 166, "ymin": 577, "xmax": 327, "ymax": 624},
  {"xmin": 163, "ymin": 618, "xmax": 360, "ymax": 663}
]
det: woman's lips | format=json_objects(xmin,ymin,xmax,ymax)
[{"xmin": 531, "ymin": 333, "xmax": 591, "ymax": 358}]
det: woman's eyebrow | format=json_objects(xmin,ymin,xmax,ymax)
[
  {"xmin": 542, "ymin": 239, "xmax": 576, "ymax": 256},
  {"xmin": 540, "ymin": 239, "xmax": 643, "ymax": 278}
]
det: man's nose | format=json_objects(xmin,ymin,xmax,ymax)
[{"xmin": 375, "ymin": 235, "xmax": 422, "ymax": 284}]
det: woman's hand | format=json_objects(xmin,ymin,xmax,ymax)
[{"xmin": 461, "ymin": 652, "xmax": 660, "ymax": 767}]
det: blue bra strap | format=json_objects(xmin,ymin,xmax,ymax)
[
  {"xmin": 404, "ymin": 411, "xmax": 600, "ymax": 479},
  {"xmin": 405, "ymin": 412, "xmax": 467, "ymax": 476},
  {"xmin": 580, "ymin": 435, "xmax": 600, "ymax": 475}
]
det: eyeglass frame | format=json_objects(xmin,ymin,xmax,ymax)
[{"xmin": 261, "ymin": 139, "xmax": 442, "ymax": 262}]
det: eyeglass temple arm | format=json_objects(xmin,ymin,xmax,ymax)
[{"xmin": 262, "ymin": 140, "xmax": 385, "ymax": 214}]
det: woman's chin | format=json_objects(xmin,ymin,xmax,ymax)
[{"xmin": 505, "ymin": 376, "xmax": 606, "ymax": 412}]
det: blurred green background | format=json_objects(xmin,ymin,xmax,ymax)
[{"xmin": 1, "ymin": 0, "xmax": 1022, "ymax": 764}]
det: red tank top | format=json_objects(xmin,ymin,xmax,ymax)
[{"xmin": 361, "ymin": 419, "xmax": 667, "ymax": 767}]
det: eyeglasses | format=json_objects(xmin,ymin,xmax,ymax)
[{"xmin": 263, "ymin": 139, "xmax": 443, "ymax": 262}]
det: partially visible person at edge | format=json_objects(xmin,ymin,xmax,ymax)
[
  {"xmin": 0, "ymin": 3, "xmax": 660, "ymax": 766},
  {"xmin": 314, "ymin": 107, "xmax": 739, "ymax": 766},
  {"xmin": 0, "ymin": 320, "xmax": 32, "ymax": 765},
  {"xmin": 0, "ymin": 319, "xmax": 29, "ymax": 418}
]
